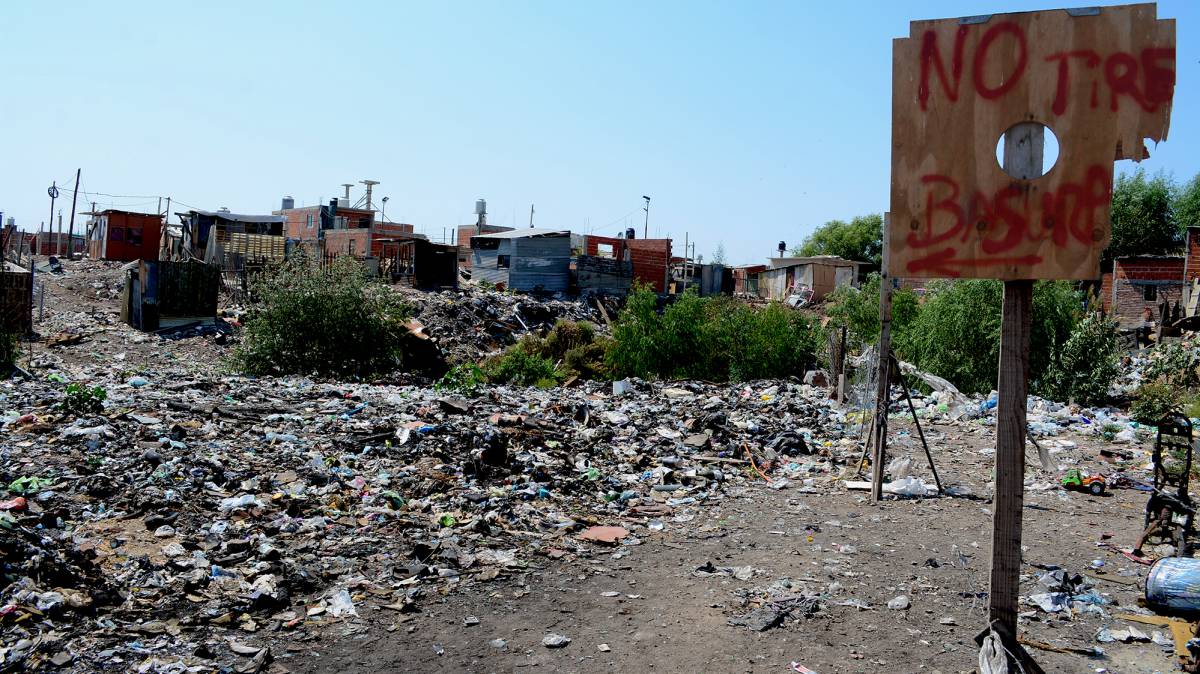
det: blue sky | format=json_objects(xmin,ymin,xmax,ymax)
[{"xmin": 2, "ymin": 0, "xmax": 1197, "ymax": 264}]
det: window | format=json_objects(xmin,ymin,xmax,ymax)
[
  {"xmin": 1144, "ymin": 285, "xmax": 1157, "ymax": 301},
  {"xmin": 597, "ymin": 243, "xmax": 615, "ymax": 259},
  {"xmin": 306, "ymin": 213, "xmax": 314, "ymax": 229},
  {"xmin": 128, "ymin": 227, "xmax": 142, "ymax": 246},
  {"xmin": 110, "ymin": 227, "xmax": 125, "ymax": 242},
  {"xmin": 497, "ymin": 255, "xmax": 510, "ymax": 269}
]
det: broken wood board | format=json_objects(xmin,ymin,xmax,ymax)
[{"xmin": 890, "ymin": 4, "xmax": 1175, "ymax": 280}]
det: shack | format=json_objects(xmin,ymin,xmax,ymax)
[
  {"xmin": 732, "ymin": 264, "xmax": 767, "ymax": 296},
  {"xmin": 1, "ymin": 261, "xmax": 32, "ymax": 336},
  {"xmin": 122, "ymin": 260, "xmax": 220, "ymax": 332},
  {"xmin": 470, "ymin": 229, "xmax": 570, "ymax": 293},
  {"xmin": 86, "ymin": 209, "xmax": 163, "ymax": 262},
  {"xmin": 760, "ymin": 256, "xmax": 857, "ymax": 302},
  {"xmin": 1109, "ymin": 255, "xmax": 1185, "ymax": 328},
  {"xmin": 176, "ymin": 209, "xmax": 287, "ymax": 264},
  {"xmin": 377, "ymin": 237, "xmax": 459, "ymax": 290}
]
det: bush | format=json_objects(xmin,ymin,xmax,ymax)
[
  {"xmin": 435, "ymin": 363, "xmax": 488, "ymax": 397},
  {"xmin": 232, "ymin": 255, "xmax": 413, "ymax": 378},
  {"xmin": 0, "ymin": 329, "xmax": 17, "ymax": 371},
  {"xmin": 61, "ymin": 383, "xmax": 106, "ymax": 415},
  {"xmin": 1145, "ymin": 340, "xmax": 1200, "ymax": 389},
  {"xmin": 606, "ymin": 286, "xmax": 822, "ymax": 382},
  {"xmin": 826, "ymin": 273, "xmax": 920, "ymax": 344},
  {"xmin": 484, "ymin": 346, "xmax": 560, "ymax": 387},
  {"xmin": 483, "ymin": 320, "xmax": 612, "ymax": 385},
  {"xmin": 1043, "ymin": 313, "xmax": 1121, "ymax": 406},
  {"xmin": 1131, "ymin": 381, "xmax": 1182, "ymax": 425},
  {"xmin": 898, "ymin": 280, "xmax": 1078, "ymax": 395}
]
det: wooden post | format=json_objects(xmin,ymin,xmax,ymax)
[
  {"xmin": 66, "ymin": 168, "xmax": 80, "ymax": 259},
  {"xmin": 871, "ymin": 215, "xmax": 893, "ymax": 503},
  {"xmin": 988, "ymin": 122, "xmax": 1041, "ymax": 640}
]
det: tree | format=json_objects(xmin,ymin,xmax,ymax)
[
  {"xmin": 1106, "ymin": 169, "xmax": 1179, "ymax": 261},
  {"xmin": 1176, "ymin": 172, "xmax": 1200, "ymax": 232},
  {"xmin": 791, "ymin": 214, "xmax": 883, "ymax": 264},
  {"xmin": 712, "ymin": 242, "xmax": 727, "ymax": 265}
]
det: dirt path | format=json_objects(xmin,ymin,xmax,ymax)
[{"xmin": 286, "ymin": 460, "xmax": 1171, "ymax": 674}]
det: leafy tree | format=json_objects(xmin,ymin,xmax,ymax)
[
  {"xmin": 791, "ymin": 214, "xmax": 883, "ymax": 265},
  {"xmin": 712, "ymin": 242, "xmax": 727, "ymax": 265},
  {"xmin": 1176, "ymin": 172, "xmax": 1200, "ymax": 232},
  {"xmin": 1043, "ymin": 313, "xmax": 1121, "ymax": 406},
  {"xmin": 1107, "ymin": 169, "xmax": 1179, "ymax": 261},
  {"xmin": 897, "ymin": 280, "xmax": 1079, "ymax": 395},
  {"xmin": 825, "ymin": 273, "xmax": 919, "ymax": 344}
]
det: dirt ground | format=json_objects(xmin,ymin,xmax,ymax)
[{"xmin": 10, "ymin": 261, "xmax": 1182, "ymax": 674}]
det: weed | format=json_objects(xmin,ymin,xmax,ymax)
[
  {"xmin": 1131, "ymin": 381, "xmax": 1182, "ymax": 425},
  {"xmin": 61, "ymin": 383, "xmax": 107, "ymax": 415},
  {"xmin": 436, "ymin": 363, "xmax": 488, "ymax": 397}
]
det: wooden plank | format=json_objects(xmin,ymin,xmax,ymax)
[
  {"xmin": 872, "ymin": 216, "xmax": 893, "ymax": 503},
  {"xmin": 889, "ymin": 5, "xmax": 1176, "ymax": 280},
  {"xmin": 989, "ymin": 279, "xmax": 1032, "ymax": 633}
]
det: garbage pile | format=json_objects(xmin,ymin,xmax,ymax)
[
  {"xmin": 395, "ymin": 284, "xmax": 607, "ymax": 365},
  {"xmin": 0, "ymin": 372, "xmax": 853, "ymax": 671}
]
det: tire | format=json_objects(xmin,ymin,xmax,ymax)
[{"xmin": 1088, "ymin": 481, "xmax": 1105, "ymax": 496}]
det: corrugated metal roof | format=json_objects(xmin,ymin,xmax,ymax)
[
  {"xmin": 180, "ymin": 209, "xmax": 286, "ymax": 224},
  {"xmin": 473, "ymin": 228, "xmax": 569, "ymax": 240}
]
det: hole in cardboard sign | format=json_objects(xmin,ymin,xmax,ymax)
[{"xmin": 994, "ymin": 123, "xmax": 1059, "ymax": 179}]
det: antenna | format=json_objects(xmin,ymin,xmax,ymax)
[{"xmin": 359, "ymin": 180, "xmax": 380, "ymax": 211}]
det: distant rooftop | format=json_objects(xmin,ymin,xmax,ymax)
[{"xmin": 473, "ymin": 228, "xmax": 569, "ymax": 240}]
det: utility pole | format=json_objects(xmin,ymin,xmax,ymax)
[
  {"xmin": 642, "ymin": 196, "xmax": 650, "ymax": 239},
  {"xmin": 529, "ymin": 204, "xmax": 535, "ymax": 228},
  {"xmin": 66, "ymin": 168, "xmax": 81, "ymax": 259},
  {"xmin": 47, "ymin": 182, "xmax": 58, "ymax": 256},
  {"xmin": 163, "ymin": 197, "xmax": 172, "ymax": 259},
  {"xmin": 57, "ymin": 211, "xmax": 63, "ymax": 257}
]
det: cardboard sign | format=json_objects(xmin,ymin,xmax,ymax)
[{"xmin": 889, "ymin": 4, "xmax": 1175, "ymax": 280}]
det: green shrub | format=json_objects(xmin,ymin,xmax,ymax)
[
  {"xmin": 826, "ymin": 273, "xmax": 920, "ymax": 344},
  {"xmin": 1043, "ymin": 313, "xmax": 1121, "ymax": 406},
  {"xmin": 435, "ymin": 363, "xmax": 488, "ymax": 396},
  {"xmin": 897, "ymin": 280, "xmax": 1079, "ymax": 395},
  {"xmin": 232, "ymin": 255, "xmax": 413, "ymax": 378},
  {"xmin": 0, "ymin": 329, "xmax": 17, "ymax": 371},
  {"xmin": 1145, "ymin": 340, "xmax": 1200, "ymax": 389},
  {"xmin": 484, "ymin": 348, "xmax": 560, "ymax": 387},
  {"xmin": 61, "ymin": 383, "xmax": 106, "ymax": 415},
  {"xmin": 1131, "ymin": 381, "xmax": 1182, "ymax": 424},
  {"xmin": 606, "ymin": 286, "xmax": 821, "ymax": 382}
]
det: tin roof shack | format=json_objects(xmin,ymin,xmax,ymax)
[
  {"xmin": 1110, "ymin": 256, "xmax": 1184, "ymax": 328},
  {"xmin": 470, "ymin": 229, "xmax": 570, "ymax": 293},
  {"xmin": 732, "ymin": 264, "xmax": 767, "ymax": 296},
  {"xmin": 760, "ymin": 256, "xmax": 857, "ymax": 302},
  {"xmin": 122, "ymin": 260, "xmax": 220, "ymax": 332},
  {"xmin": 1, "ymin": 261, "xmax": 33, "ymax": 337},
  {"xmin": 85, "ymin": 210, "xmax": 163, "ymax": 262},
  {"xmin": 378, "ymin": 237, "xmax": 459, "ymax": 290},
  {"xmin": 582, "ymin": 235, "xmax": 671, "ymax": 293},
  {"xmin": 176, "ymin": 210, "xmax": 287, "ymax": 265},
  {"xmin": 457, "ymin": 224, "xmax": 514, "ymax": 269}
]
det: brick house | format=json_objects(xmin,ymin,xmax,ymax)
[
  {"xmin": 581, "ymin": 235, "xmax": 672, "ymax": 293},
  {"xmin": 1109, "ymin": 255, "xmax": 1184, "ymax": 327}
]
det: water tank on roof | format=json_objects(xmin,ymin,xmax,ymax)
[
  {"xmin": 475, "ymin": 199, "xmax": 487, "ymax": 215},
  {"xmin": 281, "ymin": 196, "xmax": 295, "ymax": 210},
  {"xmin": 626, "ymin": 227, "xmax": 636, "ymax": 240},
  {"xmin": 5, "ymin": 217, "xmax": 13, "ymax": 227},
  {"xmin": 337, "ymin": 197, "xmax": 350, "ymax": 209}
]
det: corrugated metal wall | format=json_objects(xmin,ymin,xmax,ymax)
[
  {"xmin": 472, "ymin": 239, "xmax": 511, "ymax": 286},
  {"xmin": 510, "ymin": 236, "xmax": 570, "ymax": 292}
]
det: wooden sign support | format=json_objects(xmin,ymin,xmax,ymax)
[
  {"xmin": 887, "ymin": 5, "xmax": 1175, "ymax": 670},
  {"xmin": 871, "ymin": 218, "xmax": 893, "ymax": 503}
]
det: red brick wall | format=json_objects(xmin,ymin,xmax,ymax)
[
  {"xmin": 323, "ymin": 229, "xmax": 372, "ymax": 258},
  {"xmin": 1186, "ymin": 228, "xmax": 1200, "ymax": 282},
  {"xmin": 280, "ymin": 206, "xmax": 321, "ymax": 240},
  {"xmin": 370, "ymin": 222, "xmax": 415, "ymax": 257},
  {"xmin": 1099, "ymin": 272, "xmax": 1113, "ymax": 313},
  {"xmin": 584, "ymin": 236, "xmax": 671, "ymax": 293},
  {"xmin": 1111, "ymin": 257, "xmax": 1184, "ymax": 327}
]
